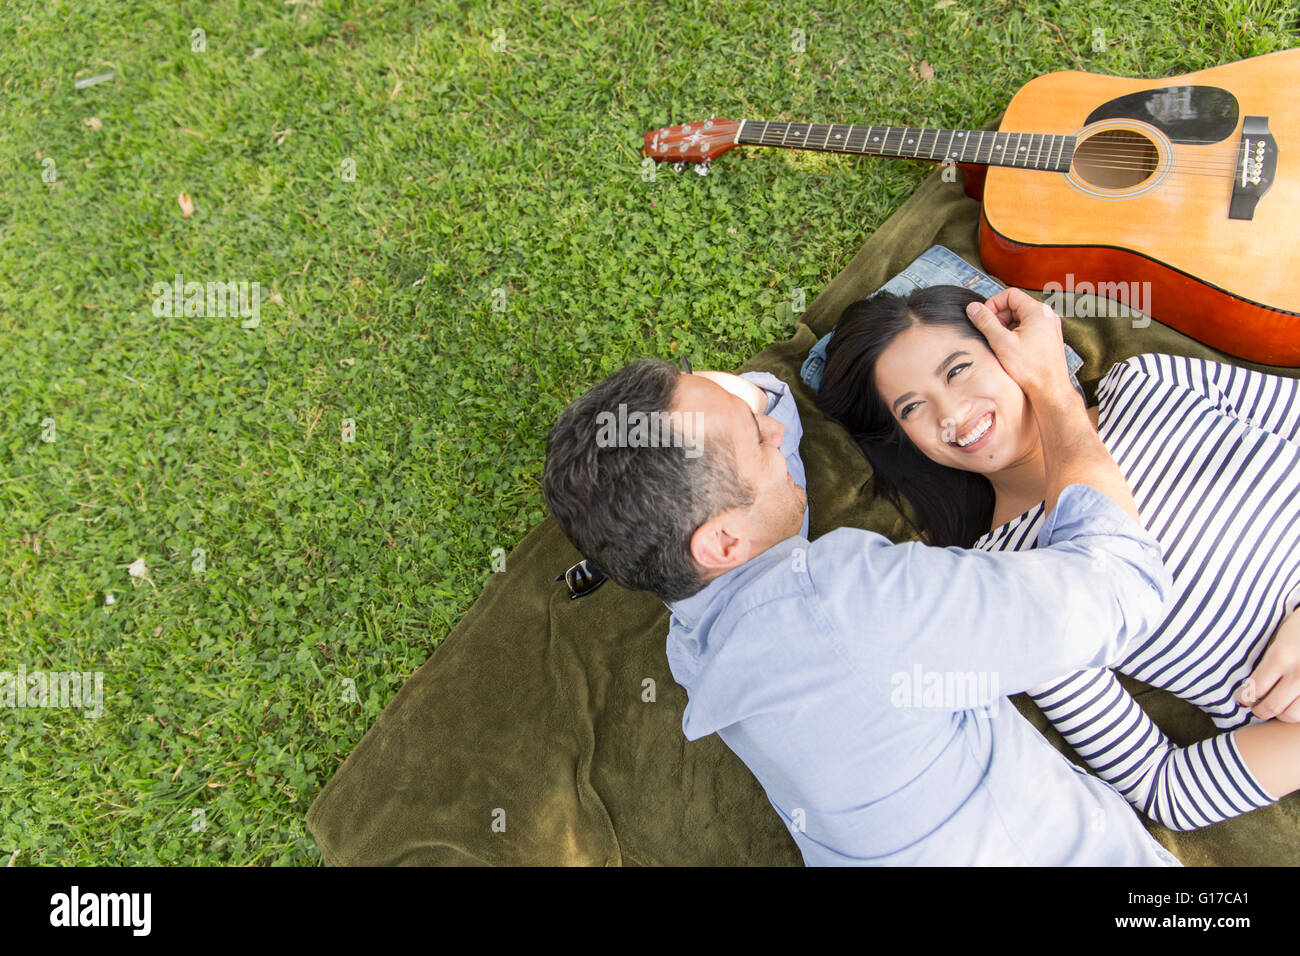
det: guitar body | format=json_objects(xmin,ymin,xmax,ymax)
[{"xmin": 975, "ymin": 49, "xmax": 1300, "ymax": 365}]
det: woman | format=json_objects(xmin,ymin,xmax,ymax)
[{"xmin": 814, "ymin": 284, "xmax": 1300, "ymax": 830}]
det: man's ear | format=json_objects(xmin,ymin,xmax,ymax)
[{"xmin": 690, "ymin": 509, "xmax": 749, "ymax": 572}]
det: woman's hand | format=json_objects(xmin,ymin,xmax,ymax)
[
  {"xmin": 965, "ymin": 288, "xmax": 1074, "ymax": 401},
  {"xmin": 1238, "ymin": 607, "xmax": 1300, "ymax": 721}
]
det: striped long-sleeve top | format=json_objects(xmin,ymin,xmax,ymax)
[{"xmin": 973, "ymin": 353, "xmax": 1300, "ymax": 830}]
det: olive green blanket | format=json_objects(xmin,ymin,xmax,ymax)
[{"xmin": 307, "ymin": 166, "xmax": 1300, "ymax": 866}]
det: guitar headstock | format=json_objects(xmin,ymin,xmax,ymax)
[{"xmin": 643, "ymin": 117, "xmax": 740, "ymax": 163}]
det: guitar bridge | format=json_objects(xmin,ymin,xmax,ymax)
[{"xmin": 1229, "ymin": 115, "xmax": 1276, "ymax": 221}]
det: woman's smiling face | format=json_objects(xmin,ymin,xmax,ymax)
[{"xmin": 873, "ymin": 321, "xmax": 1037, "ymax": 475}]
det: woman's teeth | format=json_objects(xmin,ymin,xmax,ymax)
[{"xmin": 951, "ymin": 412, "xmax": 993, "ymax": 447}]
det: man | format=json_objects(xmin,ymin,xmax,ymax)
[{"xmin": 543, "ymin": 289, "xmax": 1180, "ymax": 865}]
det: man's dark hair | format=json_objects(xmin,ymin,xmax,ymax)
[{"xmin": 543, "ymin": 358, "xmax": 755, "ymax": 603}]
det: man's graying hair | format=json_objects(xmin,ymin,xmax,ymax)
[{"xmin": 543, "ymin": 358, "xmax": 756, "ymax": 603}]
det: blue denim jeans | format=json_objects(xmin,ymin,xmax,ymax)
[{"xmin": 800, "ymin": 244, "xmax": 1086, "ymax": 399}]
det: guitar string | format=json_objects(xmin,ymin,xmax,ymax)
[
  {"xmin": 742, "ymin": 124, "xmax": 1260, "ymax": 151},
  {"xmin": 737, "ymin": 141, "xmax": 1252, "ymax": 177},
  {"xmin": 736, "ymin": 141, "xmax": 1250, "ymax": 177},
  {"xmin": 741, "ymin": 124, "xmax": 1250, "ymax": 146},
  {"xmin": 741, "ymin": 136, "xmax": 1243, "ymax": 164},
  {"xmin": 744, "ymin": 132, "xmax": 1248, "ymax": 166},
  {"xmin": 737, "ymin": 127, "xmax": 1262, "ymax": 174}
]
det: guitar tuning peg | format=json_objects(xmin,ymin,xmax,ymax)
[
  {"xmin": 695, "ymin": 162, "xmax": 709, "ymax": 176},
  {"xmin": 673, "ymin": 162, "xmax": 684, "ymax": 172}
]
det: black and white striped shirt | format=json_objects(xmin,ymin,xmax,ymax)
[{"xmin": 974, "ymin": 353, "xmax": 1300, "ymax": 830}]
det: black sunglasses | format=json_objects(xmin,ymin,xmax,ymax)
[{"xmin": 555, "ymin": 559, "xmax": 607, "ymax": 600}]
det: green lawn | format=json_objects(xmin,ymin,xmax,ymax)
[{"xmin": 1, "ymin": 0, "xmax": 1295, "ymax": 864}]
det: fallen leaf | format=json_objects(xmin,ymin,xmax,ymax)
[
  {"xmin": 918, "ymin": 61, "xmax": 935, "ymax": 80},
  {"xmin": 178, "ymin": 192, "xmax": 194, "ymax": 218},
  {"xmin": 128, "ymin": 556, "xmax": 157, "ymax": 588},
  {"xmin": 74, "ymin": 71, "xmax": 116, "ymax": 90},
  {"xmin": 84, "ymin": 116, "xmax": 103, "ymax": 130}
]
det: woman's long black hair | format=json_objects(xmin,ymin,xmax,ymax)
[{"xmin": 814, "ymin": 285, "xmax": 996, "ymax": 549}]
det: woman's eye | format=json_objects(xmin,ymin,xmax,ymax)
[{"xmin": 900, "ymin": 363, "xmax": 972, "ymax": 419}]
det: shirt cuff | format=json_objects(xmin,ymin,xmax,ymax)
[
  {"xmin": 1038, "ymin": 484, "xmax": 1171, "ymax": 610},
  {"xmin": 739, "ymin": 370, "xmax": 783, "ymax": 415},
  {"xmin": 1038, "ymin": 484, "xmax": 1155, "ymax": 550}
]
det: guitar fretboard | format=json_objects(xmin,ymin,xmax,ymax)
[{"xmin": 738, "ymin": 121, "xmax": 1076, "ymax": 171}]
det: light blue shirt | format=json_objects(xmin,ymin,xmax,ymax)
[{"xmin": 665, "ymin": 372, "xmax": 1181, "ymax": 866}]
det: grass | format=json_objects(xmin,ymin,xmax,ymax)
[{"xmin": 0, "ymin": 0, "xmax": 1296, "ymax": 865}]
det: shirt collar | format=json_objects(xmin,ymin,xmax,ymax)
[{"xmin": 665, "ymin": 535, "xmax": 805, "ymax": 629}]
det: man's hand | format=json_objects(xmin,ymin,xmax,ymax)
[
  {"xmin": 1238, "ymin": 607, "xmax": 1300, "ymax": 721},
  {"xmin": 969, "ymin": 287, "xmax": 1140, "ymax": 522},
  {"xmin": 693, "ymin": 370, "xmax": 768, "ymax": 416},
  {"xmin": 964, "ymin": 288, "xmax": 1074, "ymax": 401}
]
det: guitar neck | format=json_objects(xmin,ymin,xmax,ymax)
[{"xmin": 737, "ymin": 120, "xmax": 1076, "ymax": 171}]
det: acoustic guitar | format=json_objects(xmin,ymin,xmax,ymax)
[{"xmin": 643, "ymin": 49, "xmax": 1300, "ymax": 366}]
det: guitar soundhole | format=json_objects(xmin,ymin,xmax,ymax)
[{"xmin": 1071, "ymin": 129, "xmax": 1159, "ymax": 188}]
